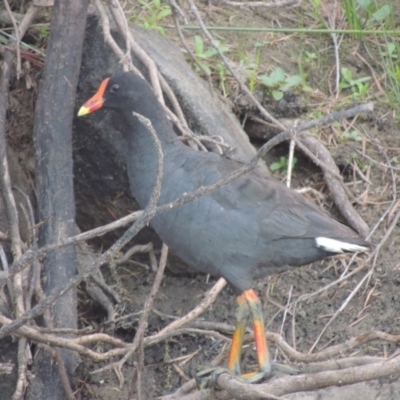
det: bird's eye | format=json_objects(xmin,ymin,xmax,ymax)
[{"xmin": 110, "ymin": 84, "xmax": 120, "ymax": 93}]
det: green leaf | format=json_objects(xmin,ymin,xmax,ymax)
[
  {"xmin": 343, "ymin": 129, "xmax": 363, "ymax": 141},
  {"xmin": 341, "ymin": 67, "xmax": 353, "ymax": 82},
  {"xmin": 270, "ymin": 161, "xmax": 283, "ymax": 171},
  {"xmin": 354, "ymin": 76, "xmax": 371, "ymax": 84},
  {"xmin": 271, "ymin": 67, "xmax": 285, "ymax": 83},
  {"xmin": 356, "ymin": 0, "xmax": 372, "ymax": 9},
  {"xmin": 272, "ymin": 90, "xmax": 283, "ymax": 101},
  {"xmin": 194, "ymin": 35, "xmax": 203, "ymax": 55},
  {"xmin": 259, "ymin": 75, "xmax": 275, "ymax": 87},
  {"xmin": 371, "ymin": 5, "xmax": 391, "ymax": 22},
  {"xmin": 395, "ymin": 66, "xmax": 400, "ymax": 82},
  {"xmin": 305, "ymin": 51, "xmax": 317, "ymax": 60},
  {"xmin": 285, "ymin": 75, "xmax": 303, "ymax": 87},
  {"xmin": 202, "ymin": 48, "xmax": 218, "ymax": 58},
  {"xmin": 157, "ymin": 8, "xmax": 172, "ymax": 19},
  {"xmin": 302, "ymin": 85, "xmax": 313, "ymax": 92}
]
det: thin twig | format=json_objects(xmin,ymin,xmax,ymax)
[
  {"xmin": 132, "ymin": 244, "xmax": 169, "ymax": 398},
  {"xmin": 144, "ymin": 278, "xmax": 227, "ymax": 347},
  {"xmin": 4, "ymin": 0, "xmax": 21, "ymax": 78},
  {"xmin": 308, "ymin": 272, "xmax": 369, "ymax": 354},
  {"xmin": 108, "ymin": 0, "xmax": 163, "ymax": 102},
  {"xmin": 325, "ymin": 0, "xmax": 344, "ymax": 98},
  {"xmin": 286, "ymin": 139, "xmax": 295, "ymax": 188},
  {"xmin": 274, "ymin": 285, "xmax": 292, "ymax": 361},
  {"xmin": 95, "ymin": 0, "xmax": 141, "ymax": 75}
]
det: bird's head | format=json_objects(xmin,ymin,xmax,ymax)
[{"xmin": 78, "ymin": 72, "xmax": 151, "ymax": 117}]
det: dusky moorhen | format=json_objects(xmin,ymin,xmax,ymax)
[{"xmin": 78, "ymin": 72, "xmax": 370, "ymax": 385}]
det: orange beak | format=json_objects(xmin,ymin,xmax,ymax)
[{"xmin": 77, "ymin": 77, "xmax": 110, "ymax": 116}]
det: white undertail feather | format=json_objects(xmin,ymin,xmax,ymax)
[{"xmin": 315, "ymin": 237, "xmax": 368, "ymax": 253}]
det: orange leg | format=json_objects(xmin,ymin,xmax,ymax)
[
  {"xmin": 226, "ymin": 289, "xmax": 272, "ymax": 382},
  {"xmin": 242, "ymin": 289, "xmax": 272, "ymax": 380},
  {"xmin": 196, "ymin": 288, "xmax": 298, "ymax": 388},
  {"xmin": 227, "ymin": 293, "xmax": 250, "ymax": 375}
]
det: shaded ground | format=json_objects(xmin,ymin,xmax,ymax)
[{"xmin": 2, "ymin": 1, "xmax": 400, "ymax": 399}]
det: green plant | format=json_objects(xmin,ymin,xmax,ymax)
[
  {"xmin": 343, "ymin": 0, "xmax": 363, "ymax": 35},
  {"xmin": 259, "ymin": 67, "xmax": 312, "ymax": 101},
  {"xmin": 343, "ymin": 129, "xmax": 363, "ymax": 142},
  {"xmin": 376, "ymin": 21, "xmax": 400, "ymax": 106},
  {"xmin": 381, "ymin": 42, "xmax": 399, "ymax": 62},
  {"xmin": 394, "ymin": 66, "xmax": 400, "ymax": 83},
  {"xmin": 30, "ymin": 25, "xmax": 50, "ymax": 47},
  {"xmin": 216, "ymin": 63, "xmax": 228, "ymax": 96},
  {"xmin": 384, "ymin": 58, "xmax": 400, "ymax": 90},
  {"xmin": 304, "ymin": 51, "xmax": 317, "ymax": 64},
  {"xmin": 339, "ymin": 67, "xmax": 371, "ymax": 99},
  {"xmin": 247, "ymin": 43, "xmax": 263, "ymax": 91},
  {"xmin": 343, "ymin": 0, "xmax": 391, "ymax": 37},
  {"xmin": 136, "ymin": 0, "xmax": 171, "ymax": 35},
  {"xmin": 38, "ymin": 26, "xmax": 50, "ymax": 40},
  {"xmin": 270, "ymin": 156, "xmax": 298, "ymax": 172},
  {"xmin": 357, "ymin": 0, "xmax": 392, "ymax": 26},
  {"xmin": 193, "ymin": 35, "xmax": 229, "ymax": 76}
]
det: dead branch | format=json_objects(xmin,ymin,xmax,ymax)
[
  {"xmin": 215, "ymin": 354, "xmax": 400, "ymax": 398},
  {"xmin": 165, "ymin": 352, "xmax": 400, "ymax": 399},
  {"xmin": 115, "ymin": 242, "xmax": 158, "ymax": 271}
]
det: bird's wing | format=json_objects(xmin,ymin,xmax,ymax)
[{"xmin": 181, "ymin": 151, "xmax": 356, "ymax": 240}]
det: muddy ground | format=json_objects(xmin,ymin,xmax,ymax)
[{"xmin": 2, "ymin": 0, "xmax": 400, "ymax": 399}]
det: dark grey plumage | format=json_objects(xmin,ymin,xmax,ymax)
[{"xmin": 98, "ymin": 72, "xmax": 370, "ymax": 293}]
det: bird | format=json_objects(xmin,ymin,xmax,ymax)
[{"xmin": 78, "ymin": 71, "xmax": 370, "ymax": 386}]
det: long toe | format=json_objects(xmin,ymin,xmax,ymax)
[
  {"xmin": 195, "ymin": 367, "xmax": 231, "ymax": 389},
  {"xmin": 239, "ymin": 361, "xmax": 301, "ymax": 383},
  {"xmin": 273, "ymin": 361, "xmax": 301, "ymax": 375},
  {"xmin": 196, "ymin": 360, "xmax": 301, "ymax": 389}
]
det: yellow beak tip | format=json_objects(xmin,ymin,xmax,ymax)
[{"xmin": 77, "ymin": 106, "xmax": 90, "ymax": 117}]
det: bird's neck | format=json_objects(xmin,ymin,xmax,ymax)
[
  {"xmin": 121, "ymin": 106, "xmax": 180, "ymax": 148},
  {"xmin": 120, "ymin": 108, "xmax": 185, "ymax": 208}
]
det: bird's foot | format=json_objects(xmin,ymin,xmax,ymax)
[
  {"xmin": 195, "ymin": 367, "xmax": 230, "ymax": 389},
  {"xmin": 195, "ymin": 362, "xmax": 300, "ymax": 389}
]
